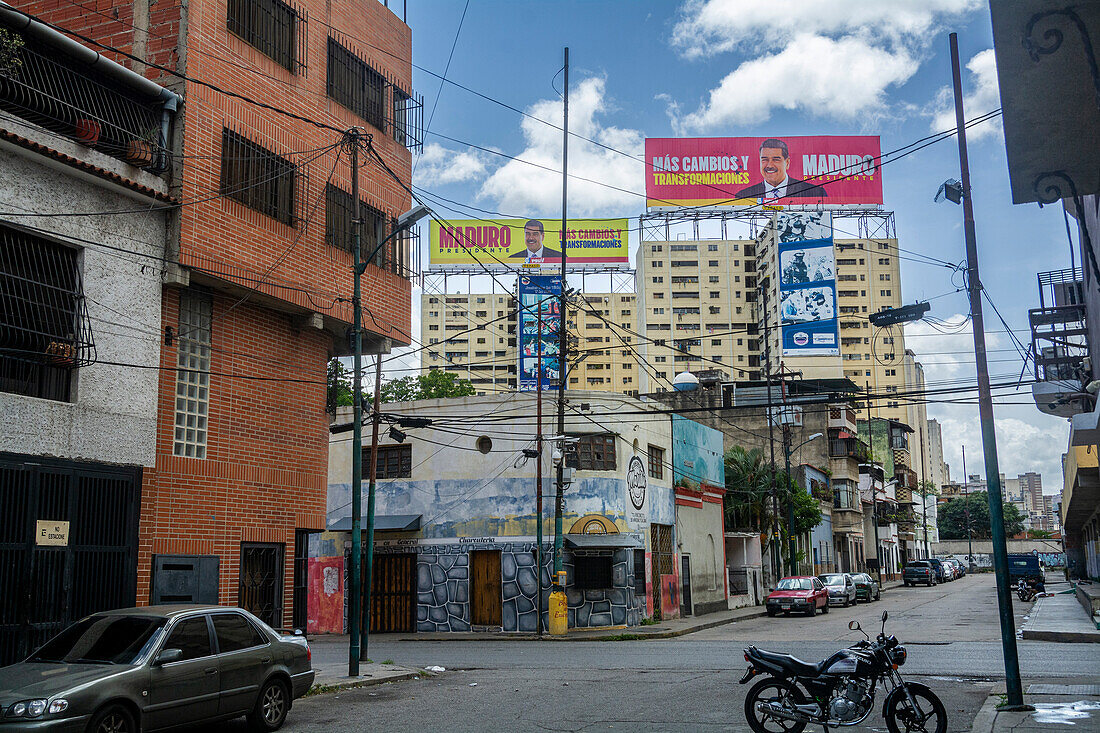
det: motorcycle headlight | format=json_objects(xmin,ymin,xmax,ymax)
[{"xmin": 889, "ymin": 646, "xmax": 907, "ymax": 667}]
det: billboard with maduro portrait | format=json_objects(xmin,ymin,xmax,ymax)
[
  {"xmin": 429, "ymin": 218, "xmax": 629, "ymax": 269},
  {"xmin": 645, "ymin": 136, "xmax": 882, "ymax": 208}
]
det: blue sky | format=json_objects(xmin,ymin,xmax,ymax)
[{"xmin": 395, "ymin": 0, "xmax": 1071, "ymax": 492}]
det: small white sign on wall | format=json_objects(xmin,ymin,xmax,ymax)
[
  {"xmin": 36, "ymin": 520, "xmax": 70, "ymax": 547},
  {"xmin": 625, "ymin": 455, "xmax": 648, "ymax": 528}
]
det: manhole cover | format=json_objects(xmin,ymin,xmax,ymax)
[{"xmin": 1028, "ymin": 684, "xmax": 1100, "ymax": 695}]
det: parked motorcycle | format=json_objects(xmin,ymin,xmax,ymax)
[
  {"xmin": 740, "ymin": 611, "xmax": 946, "ymax": 733},
  {"xmin": 1016, "ymin": 577, "xmax": 1044, "ymax": 602}
]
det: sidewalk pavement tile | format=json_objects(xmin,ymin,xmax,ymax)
[
  {"xmin": 970, "ymin": 682, "xmax": 1100, "ymax": 733},
  {"xmin": 1020, "ymin": 592, "xmax": 1100, "ymax": 643}
]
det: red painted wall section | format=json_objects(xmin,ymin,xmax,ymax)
[{"xmin": 307, "ymin": 556, "xmax": 344, "ymax": 634}]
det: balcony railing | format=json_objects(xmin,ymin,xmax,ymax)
[
  {"xmin": 0, "ymin": 36, "xmax": 170, "ymax": 171},
  {"xmin": 1029, "ymin": 268, "xmax": 1087, "ymax": 382}
]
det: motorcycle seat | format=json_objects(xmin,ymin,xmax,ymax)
[{"xmin": 748, "ymin": 646, "xmax": 826, "ymax": 677}]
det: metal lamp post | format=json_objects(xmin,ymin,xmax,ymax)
[{"xmin": 347, "ymin": 160, "xmax": 431, "ymax": 675}]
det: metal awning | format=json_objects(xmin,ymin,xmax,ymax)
[
  {"xmin": 836, "ymin": 430, "xmax": 853, "ymax": 439},
  {"xmin": 564, "ymin": 534, "xmax": 642, "ymax": 549},
  {"xmin": 328, "ymin": 514, "xmax": 422, "ymax": 532}
]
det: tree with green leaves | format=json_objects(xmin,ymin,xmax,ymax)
[
  {"xmin": 938, "ymin": 491, "xmax": 1026, "ymax": 540},
  {"xmin": 327, "ymin": 359, "xmax": 475, "ymax": 413},
  {"xmin": 723, "ymin": 445, "xmax": 823, "ymax": 558}
]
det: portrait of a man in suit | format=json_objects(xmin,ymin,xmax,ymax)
[
  {"xmin": 736, "ymin": 138, "xmax": 828, "ymax": 200},
  {"xmin": 509, "ymin": 220, "xmax": 561, "ymax": 261}
]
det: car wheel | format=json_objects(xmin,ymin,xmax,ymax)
[
  {"xmin": 248, "ymin": 678, "xmax": 290, "ymax": 732},
  {"xmin": 904, "ymin": 581, "xmax": 910, "ymax": 587},
  {"xmin": 88, "ymin": 704, "xmax": 136, "ymax": 733},
  {"xmin": 766, "ymin": 608, "xmax": 777, "ymax": 617},
  {"xmin": 806, "ymin": 604, "xmax": 816, "ymax": 617},
  {"xmin": 842, "ymin": 597, "xmax": 850, "ymax": 608},
  {"xmin": 821, "ymin": 601, "xmax": 829, "ymax": 614}
]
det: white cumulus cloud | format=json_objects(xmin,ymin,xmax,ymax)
[
  {"xmin": 675, "ymin": 34, "xmax": 918, "ymax": 131},
  {"xmin": 905, "ymin": 314, "xmax": 1068, "ymax": 487},
  {"xmin": 929, "ymin": 49, "xmax": 1003, "ymax": 140},
  {"xmin": 669, "ymin": 0, "xmax": 982, "ymax": 131},
  {"xmin": 477, "ymin": 77, "xmax": 645, "ymax": 218},
  {"xmin": 415, "ymin": 142, "xmax": 493, "ymax": 185}
]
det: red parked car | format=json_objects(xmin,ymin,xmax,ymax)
[{"xmin": 765, "ymin": 576, "xmax": 829, "ymax": 617}]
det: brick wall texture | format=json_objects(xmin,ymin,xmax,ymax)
[{"xmin": 22, "ymin": 0, "xmax": 414, "ymax": 627}]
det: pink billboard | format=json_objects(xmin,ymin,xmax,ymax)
[{"xmin": 645, "ymin": 136, "xmax": 883, "ymax": 208}]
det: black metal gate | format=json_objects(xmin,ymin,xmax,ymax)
[
  {"xmin": 239, "ymin": 543, "xmax": 284, "ymax": 628},
  {"xmin": 292, "ymin": 530, "xmax": 310, "ymax": 631},
  {"xmin": 0, "ymin": 453, "xmax": 141, "ymax": 666}
]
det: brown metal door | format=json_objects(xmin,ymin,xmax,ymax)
[
  {"xmin": 470, "ymin": 550, "xmax": 502, "ymax": 626},
  {"xmin": 370, "ymin": 553, "xmax": 416, "ymax": 633}
]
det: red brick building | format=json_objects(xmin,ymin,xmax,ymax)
[{"xmin": 18, "ymin": 0, "xmax": 418, "ymax": 629}]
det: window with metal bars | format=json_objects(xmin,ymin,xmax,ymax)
[
  {"xmin": 573, "ymin": 554, "xmax": 613, "ymax": 589},
  {"xmin": 365, "ymin": 444, "xmax": 412, "ymax": 479},
  {"xmin": 567, "ymin": 434, "xmax": 616, "ymax": 471},
  {"xmin": 226, "ymin": 0, "xmax": 305, "ymax": 74},
  {"xmin": 326, "ymin": 37, "xmax": 386, "ymax": 130},
  {"xmin": 173, "ymin": 291, "xmax": 211, "ymax": 459},
  {"xmin": 0, "ymin": 225, "xmax": 95, "ymax": 401},
  {"xmin": 220, "ymin": 129, "xmax": 297, "ymax": 225},
  {"xmin": 647, "ymin": 445, "xmax": 664, "ymax": 480},
  {"xmin": 324, "ymin": 182, "xmax": 384, "ymax": 254}
]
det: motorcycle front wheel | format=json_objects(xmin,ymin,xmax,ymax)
[
  {"xmin": 884, "ymin": 683, "xmax": 947, "ymax": 733},
  {"xmin": 744, "ymin": 678, "xmax": 809, "ymax": 733}
]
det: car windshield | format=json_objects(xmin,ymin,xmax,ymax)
[
  {"xmin": 853, "ymin": 575, "xmax": 868, "ymax": 582},
  {"xmin": 821, "ymin": 575, "xmax": 845, "ymax": 586},
  {"xmin": 30, "ymin": 616, "xmax": 166, "ymax": 665},
  {"xmin": 908, "ymin": 561, "xmax": 930, "ymax": 568},
  {"xmin": 776, "ymin": 578, "xmax": 811, "ymax": 591}
]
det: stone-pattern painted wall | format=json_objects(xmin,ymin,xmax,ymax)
[
  {"xmin": 563, "ymin": 548, "xmax": 641, "ymax": 627},
  {"xmin": 368, "ymin": 541, "xmax": 645, "ymax": 632}
]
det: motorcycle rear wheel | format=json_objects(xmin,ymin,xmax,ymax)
[
  {"xmin": 744, "ymin": 678, "xmax": 809, "ymax": 733},
  {"xmin": 884, "ymin": 683, "xmax": 947, "ymax": 733}
]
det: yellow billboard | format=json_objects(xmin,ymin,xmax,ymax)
[{"xmin": 429, "ymin": 218, "xmax": 629, "ymax": 269}]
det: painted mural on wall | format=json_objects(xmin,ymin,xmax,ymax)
[
  {"xmin": 671, "ymin": 415, "xmax": 724, "ymax": 489},
  {"xmin": 327, "ymin": 476, "xmax": 675, "ymax": 539}
]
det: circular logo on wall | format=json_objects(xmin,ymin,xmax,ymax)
[
  {"xmin": 627, "ymin": 455, "xmax": 647, "ymax": 511},
  {"xmin": 792, "ymin": 332, "xmax": 809, "ymax": 346}
]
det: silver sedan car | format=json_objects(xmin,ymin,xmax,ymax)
[
  {"xmin": 818, "ymin": 573, "xmax": 859, "ymax": 607},
  {"xmin": 0, "ymin": 605, "xmax": 314, "ymax": 732}
]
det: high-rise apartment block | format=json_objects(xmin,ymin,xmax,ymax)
[{"xmin": 421, "ymin": 291, "xmax": 639, "ymax": 395}]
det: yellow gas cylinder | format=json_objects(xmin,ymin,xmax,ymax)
[{"xmin": 549, "ymin": 585, "xmax": 568, "ymax": 636}]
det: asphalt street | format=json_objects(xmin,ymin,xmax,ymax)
[{"xmin": 207, "ymin": 574, "xmax": 1099, "ymax": 732}]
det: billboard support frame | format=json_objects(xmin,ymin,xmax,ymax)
[{"xmin": 639, "ymin": 208, "xmax": 894, "ymax": 242}]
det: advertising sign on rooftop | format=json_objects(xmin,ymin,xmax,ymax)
[
  {"xmin": 777, "ymin": 211, "xmax": 840, "ymax": 357},
  {"xmin": 517, "ymin": 274, "xmax": 562, "ymax": 391},
  {"xmin": 429, "ymin": 218, "xmax": 629, "ymax": 269},
  {"xmin": 645, "ymin": 136, "xmax": 883, "ymax": 209}
]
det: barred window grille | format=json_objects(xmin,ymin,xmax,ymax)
[
  {"xmin": 567, "ymin": 434, "xmax": 617, "ymax": 471},
  {"xmin": 0, "ymin": 35, "xmax": 167, "ymax": 170},
  {"xmin": 174, "ymin": 291, "xmax": 212, "ymax": 459},
  {"xmin": 365, "ymin": 444, "xmax": 412, "ymax": 479},
  {"xmin": 325, "ymin": 185, "xmax": 417, "ymax": 279},
  {"xmin": 0, "ymin": 225, "xmax": 95, "ymax": 401},
  {"xmin": 220, "ymin": 128, "xmax": 298, "ymax": 225},
  {"xmin": 326, "ymin": 38, "xmax": 385, "ymax": 130},
  {"xmin": 227, "ymin": 0, "xmax": 307, "ymax": 74}
]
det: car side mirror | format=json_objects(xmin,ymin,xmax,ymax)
[
  {"xmin": 154, "ymin": 648, "xmax": 183, "ymax": 665},
  {"xmin": 293, "ymin": 628, "xmax": 303, "ymax": 636},
  {"xmin": 848, "ymin": 621, "xmax": 861, "ymax": 631}
]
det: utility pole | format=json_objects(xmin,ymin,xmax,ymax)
[
  {"xmin": 553, "ymin": 46, "xmax": 569, "ymax": 605},
  {"xmin": 362, "ymin": 348, "xmax": 383, "ymax": 663},
  {"xmin": 962, "ymin": 444, "xmax": 973, "ymax": 567},
  {"xmin": 759, "ymin": 224, "xmax": 781, "ymax": 585},
  {"xmin": 536, "ymin": 305, "xmax": 545, "ymax": 637},
  {"xmin": 779, "ymin": 365, "xmax": 797, "ymax": 576},
  {"xmin": 950, "ymin": 31, "xmax": 1024, "ymax": 708},
  {"xmin": 866, "ymin": 383, "xmax": 882, "ymax": 585},
  {"xmin": 347, "ymin": 129, "xmax": 363, "ymax": 677},
  {"xmin": 920, "ymin": 425, "xmax": 929, "ymax": 558}
]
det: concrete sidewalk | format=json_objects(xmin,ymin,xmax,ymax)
[
  {"xmin": 970, "ymin": 681, "xmax": 1100, "ymax": 733},
  {"xmin": 1020, "ymin": 591, "xmax": 1100, "ymax": 643}
]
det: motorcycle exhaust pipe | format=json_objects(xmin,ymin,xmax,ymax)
[{"xmin": 755, "ymin": 701, "xmax": 814, "ymax": 725}]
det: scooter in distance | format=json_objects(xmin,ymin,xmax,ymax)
[{"xmin": 740, "ymin": 610, "xmax": 946, "ymax": 732}]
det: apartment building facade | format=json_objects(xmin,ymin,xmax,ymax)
[
  {"xmin": 636, "ymin": 239, "xmax": 762, "ymax": 391},
  {"xmin": 421, "ymin": 291, "xmax": 640, "ymax": 396},
  {"xmin": 17, "ymin": 0, "xmax": 419, "ymax": 631}
]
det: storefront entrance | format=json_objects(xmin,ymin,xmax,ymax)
[{"xmin": 470, "ymin": 549, "xmax": 502, "ymax": 626}]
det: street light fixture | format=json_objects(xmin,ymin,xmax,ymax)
[{"xmin": 783, "ymin": 431, "xmax": 823, "ymax": 576}]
